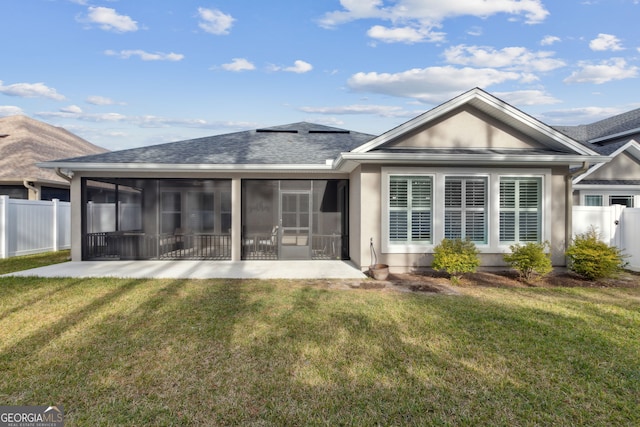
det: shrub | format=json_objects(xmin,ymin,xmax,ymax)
[
  {"xmin": 565, "ymin": 228, "xmax": 627, "ymax": 280},
  {"xmin": 503, "ymin": 241, "xmax": 553, "ymax": 282},
  {"xmin": 432, "ymin": 238, "xmax": 480, "ymax": 284}
]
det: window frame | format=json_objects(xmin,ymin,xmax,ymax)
[
  {"xmin": 381, "ymin": 167, "xmax": 550, "ymax": 254},
  {"xmin": 443, "ymin": 176, "xmax": 488, "ymax": 244},
  {"xmin": 498, "ymin": 177, "xmax": 543, "ymax": 244},
  {"xmin": 387, "ymin": 175, "xmax": 434, "ymax": 245}
]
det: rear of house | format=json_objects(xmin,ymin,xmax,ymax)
[{"xmin": 40, "ymin": 88, "xmax": 607, "ymax": 272}]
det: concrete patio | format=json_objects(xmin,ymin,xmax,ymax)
[{"xmin": 3, "ymin": 260, "xmax": 368, "ymax": 280}]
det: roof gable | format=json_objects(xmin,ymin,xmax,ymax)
[
  {"xmin": 352, "ymin": 88, "xmax": 599, "ymax": 156},
  {"xmin": 382, "ymin": 105, "xmax": 549, "ymax": 151},
  {"xmin": 574, "ymin": 139, "xmax": 640, "ymax": 184}
]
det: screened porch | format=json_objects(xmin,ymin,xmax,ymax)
[{"xmin": 82, "ymin": 178, "xmax": 231, "ymax": 260}]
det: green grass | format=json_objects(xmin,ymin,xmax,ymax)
[
  {"xmin": 0, "ymin": 250, "xmax": 70, "ymax": 274},
  {"xmin": 1, "ymin": 277, "xmax": 639, "ymax": 426}
]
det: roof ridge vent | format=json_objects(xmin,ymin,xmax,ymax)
[
  {"xmin": 308, "ymin": 129, "xmax": 350, "ymax": 134},
  {"xmin": 256, "ymin": 129, "xmax": 298, "ymax": 133}
]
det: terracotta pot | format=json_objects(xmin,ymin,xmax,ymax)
[{"xmin": 369, "ymin": 264, "xmax": 389, "ymax": 280}]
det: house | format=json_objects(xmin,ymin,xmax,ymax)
[
  {"xmin": 0, "ymin": 115, "xmax": 107, "ymax": 201},
  {"xmin": 39, "ymin": 88, "xmax": 607, "ymax": 272},
  {"xmin": 555, "ymin": 109, "xmax": 640, "ymax": 208}
]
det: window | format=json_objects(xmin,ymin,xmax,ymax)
[
  {"xmin": 444, "ymin": 177, "xmax": 487, "ymax": 243},
  {"xmin": 609, "ymin": 195, "xmax": 634, "ymax": 207},
  {"xmin": 500, "ymin": 178, "xmax": 541, "ymax": 243},
  {"xmin": 389, "ymin": 176, "xmax": 432, "ymax": 243},
  {"xmin": 584, "ymin": 195, "xmax": 603, "ymax": 206}
]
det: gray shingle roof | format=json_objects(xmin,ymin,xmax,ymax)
[
  {"xmin": 56, "ymin": 122, "xmax": 375, "ymax": 165},
  {"xmin": 555, "ymin": 108, "xmax": 640, "ymax": 143}
]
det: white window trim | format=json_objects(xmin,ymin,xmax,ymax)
[
  {"xmin": 580, "ymin": 190, "xmax": 640, "ymax": 207},
  {"xmin": 382, "ymin": 167, "xmax": 551, "ymax": 254}
]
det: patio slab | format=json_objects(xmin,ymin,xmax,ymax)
[{"xmin": 3, "ymin": 260, "xmax": 368, "ymax": 280}]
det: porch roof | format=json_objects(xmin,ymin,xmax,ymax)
[{"xmin": 38, "ymin": 122, "xmax": 375, "ymax": 172}]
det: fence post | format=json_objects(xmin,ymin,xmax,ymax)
[
  {"xmin": 52, "ymin": 198, "xmax": 59, "ymax": 252},
  {"xmin": 0, "ymin": 196, "xmax": 8, "ymax": 259}
]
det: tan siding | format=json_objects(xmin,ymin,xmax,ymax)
[
  {"xmin": 588, "ymin": 151, "xmax": 640, "ymax": 180},
  {"xmin": 348, "ymin": 166, "xmax": 362, "ymax": 268},
  {"xmin": 551, "ymin": 167, "xmax": 568, "ymax": 265},
  {"xmin": 357, "ymin": 164, "xmax": 382, "ymax": 270},
  {"xmin": 386, "ymin": 106, "xmax": 547, "ymax": 150}
]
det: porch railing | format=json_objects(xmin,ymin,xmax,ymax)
[
  {"xmin": 84, "ymin": 232, "xmax": 231, "ymax": 260},
  {"xmin": 242, "ymin": 233, "xmax": 346, "ymax": 260}
]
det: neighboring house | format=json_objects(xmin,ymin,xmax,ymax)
[
  {"xmin": 39, "ymin": 88, "xmax": 607, "ymax": 271},
  {"xmin": 0, "ymin": 115, "xmax": 107, "ymax": 201},
  {"xmin": 555, "ymin": 109, "xmax": 640, "ymax": 208}
]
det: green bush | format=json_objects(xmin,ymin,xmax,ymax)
[
  {"xmin": 565, "ymin": 228, "xmax": 627, "ymax": 280},
  {"xmin": 432, "ymin": 238, "xmax": 480, "ymax": 284},
  {"xmin": 503, "ymin": 241, "xmax": 553, "ymax": 282}
]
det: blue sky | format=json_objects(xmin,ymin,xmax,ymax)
[{"xmin": 1, "ymin": 0, "xmax": 639, "ymax": 150}]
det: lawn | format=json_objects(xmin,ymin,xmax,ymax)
[
  {"xmin": 1, "ymin": 275, "xmax": 638, "ymax": 426},
  {"xmin": 0, "ymin": 250, "xmax": 70, "ymax": 275}
]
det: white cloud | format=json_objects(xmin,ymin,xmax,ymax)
[
  {"xmin": 589, "ymin": 33, "xmax": 624, "ymax": 51},
  {"xmin": 82, "ymin": 6, "xmax": 138, "ymax": 33},
  {"xmin": 105, "ymin": 49, "xmax": 184, "ymax": 61},
  {"xmin": 221, "ymin": 58, "xmax": 256, "ymax": 72},
  {"xmin": 60, "ymin": 105, "xmax": 83, "ymax": 114},
  {"xmin": 564, "ymin": 58, "xmax": 638, "ymax": 84},
  {"xmin": 319, "ymin": 0, "xmax": 549, "ymax": 43},
  {"xmin": 35, "ymin": 110, "xmax": 257, "ymax": 131},
  {"xmin": 0, "ymin": 106, "xmax": 24, "ymax": 116},
  {"xmin": 443, "ymin": 45, "xmax": 566, "ymax": 72},
  {"xmin": 467, "ymin": 26, "xmax": 483, "ymax": 37},
  {"xmin": 366, "ymin": 25, "xmax": 445, "ymax": 44},
  {"xmin": 0, "ymin": 80, "xmax": 65, "ymax": 100},
  {"xmin": 540, "ymin": 35, "xmax": 560, "ymax": 46},
  {"xmin": 271, "ymin": 60, "xmax": 313, "ymax": 73},
  {"xmin": 347, "ymin": 66, "xmax": 522, "ymax": 103},
  {"xmin": 492, "ymin": 90, "xmax": 561, "ymax": 105},
  {"xmin": 198, "ymin": 7, "xmax": 234, "ymax": 35},
  {"xmin": 299, "ymin": 104, "xmax": 416, "ymax": 118},
  {"xmin": 86, "ymin": 95, "xmax": 123, "ymax": 106},
  {"xmin": 540, "ymin": 106, "xmax": 627, "ymax": 125}
]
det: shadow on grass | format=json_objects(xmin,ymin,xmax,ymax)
[{"xmin": 1, "ymin": 279, "xmax": 638, "ymax": 425}]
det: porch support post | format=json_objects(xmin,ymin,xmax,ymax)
[{"xmin": 231, "ymin": 177, "xmax": 241, "ymax": 261}]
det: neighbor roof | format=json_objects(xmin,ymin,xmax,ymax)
[
  {"xmin": 45, "ymin": 122, "xmax": 375, "ymax": 171},
  {"xmin": 555, "ymin": 108, "xmax": 640, "ymax": 144},
  {"xmin": 0, "ymin": 115, "xmax": 107, "ymax": 183}
]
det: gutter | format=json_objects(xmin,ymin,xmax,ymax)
[
  {"xmin": 55, "ymin": 168, "xmax": 73, "ymax": 182},
  {"xmin": 565, "ymin": 162, "xmax": 590, "ymax": 252},
  {"xmin": 22, "ymin": 180, "xmax": 39, "ymax": 199}
]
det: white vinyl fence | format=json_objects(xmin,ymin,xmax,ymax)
[
  {"xmin": 0, "ymin": 196, "xmax": 71, "ymax": 258},
  {"xmin": 573, "ymin": 205, "xmax": 640, "ymax": 271}
]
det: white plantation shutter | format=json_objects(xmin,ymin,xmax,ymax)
[
  {"xmin": 389, "ymin": 176, "xmax": 432, "ymax": 243},
  {"xmin": 444, "ymin": 177, "xmax": 487, "ymax": 243},
  {"xmin": 499, "ymin": 178, "xmax": 541, "ymax": 243}
]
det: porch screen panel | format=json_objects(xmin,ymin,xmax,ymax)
[{"xmin": 500, "ymin": 178, "xmax": 541, "ymax": 243}]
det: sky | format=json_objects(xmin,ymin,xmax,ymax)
[{"xmin": 1, "ymin": 0, "xmax": 640, "ymax": 151}]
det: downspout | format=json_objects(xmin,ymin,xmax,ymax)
[
  {"xmin": 22, "ymin": 180, "xmax": 39, "ymax": 200},
  {"xmin": 565, "ymin": 162, "xmax": 590, "ymax": 251}
]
